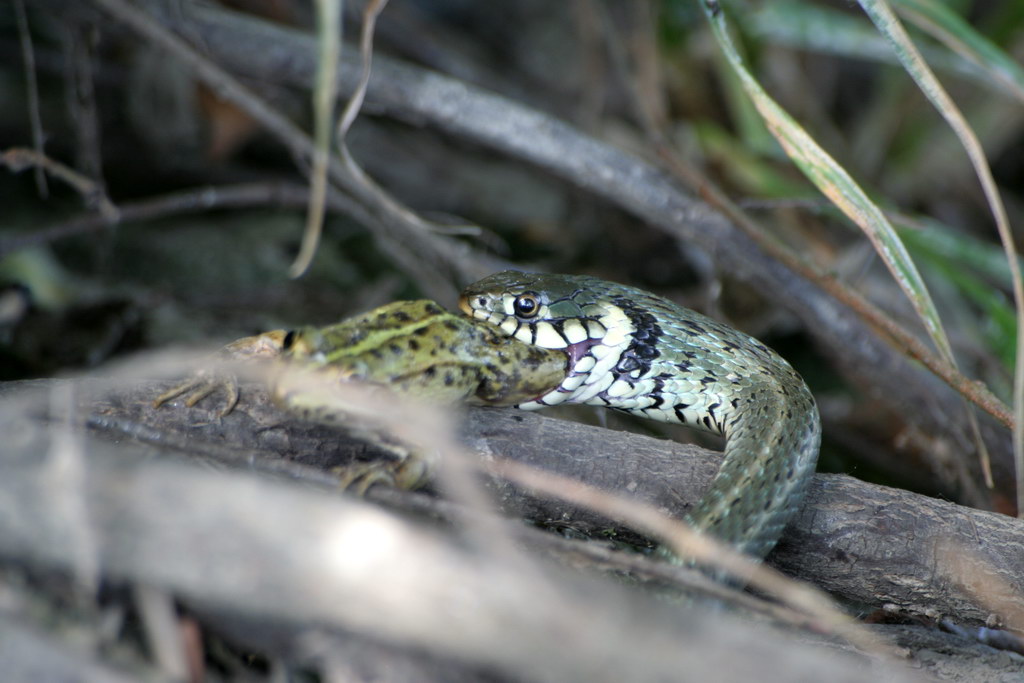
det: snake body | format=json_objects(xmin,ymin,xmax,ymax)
[{"xmin": 460, "ymin": 272, "xmax": 821, "ymax": 558}]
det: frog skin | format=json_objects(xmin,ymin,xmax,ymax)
[
  {"xmin": 276, "ymin": 299, "xmax": 570, "ymax": 412},
  {"xmin": 155, "ymin": 299, "xmax": 569, "ymax": 489}
]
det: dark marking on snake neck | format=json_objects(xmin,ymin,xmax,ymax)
[{"xmin": 610, "ymin": 297, "xmax": 663, "ymax": 378}]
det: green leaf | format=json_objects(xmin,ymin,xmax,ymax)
[
  {"xmin": 893, "ymin": 0, "xmax": 1024, "ymax": 104},
  {"xmin": 698, "ymin": 0, "xmax": 956, "ymax": 364}
]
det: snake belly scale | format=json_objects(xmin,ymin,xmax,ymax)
[{"xmin": 460, "ymin": 271, "xmax": 821, "ymax": 559}]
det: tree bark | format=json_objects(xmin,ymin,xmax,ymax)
[
  {"xmin": 0, "ymin": 379, "xmax": 918, "ymax": 683},
  {"xmin": 2, "ymin": 377, "xmax": 1022, "ymax": 680},
  {"xmin": 15, "ymin": 377, "xmax": 1024, "ymax": 629}
]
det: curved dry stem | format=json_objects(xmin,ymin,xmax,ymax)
[
  {"xmin": 290, "ymin": 0, "xmax": 343, "ymax": 278},
  {"xmin": 87, "ymin": 0, "xmax": 493, "ymax": 301},
  {"xmin": 487, "ymin": 457, "xmax": 898, "ymax": 659}
]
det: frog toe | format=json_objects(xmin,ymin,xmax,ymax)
[
  {"xmin": 332, "ymin": 454, "xmax": 431, "ymax": 495},
  {"xmin": 152, "ymin": 371, "xmax": 240, "ymax": 417},
  {"xmin": 333, "ymin": 462, "xmax": 397, "ymax": 495}
]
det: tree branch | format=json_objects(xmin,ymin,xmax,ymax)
[
  {"xmin": 0, "ymin": 378, "xmax": 920, "ymax": 683},
  {"xmin": 15, "ymin": 377, "xmax": 1023, "ymax": 630}
]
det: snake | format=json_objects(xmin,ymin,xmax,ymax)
[{"xmin": 460, "ymin": 271, "xmax": 821, "ymax": 559}]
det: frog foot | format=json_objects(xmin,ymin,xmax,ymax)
[
  {"xmin": 152, "ymin": 370, "xmax": 240, "ymax": 418},
  {"xmin": 332, "ymin": 451, "xmax": 431, "ymax": 495},
  {"xmin": 152, "ymin": 330, "xmax": 289, "ymax": 417}
]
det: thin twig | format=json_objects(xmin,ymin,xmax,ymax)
[
  {"xmin": 1, "ymin": 147, "xmax": 117, "ymax": 219},
  {"xmin": 64, "ymin": 21, "xmax": 106, "ymax": 193},
  {"xmin": 486, "ymin": 456, "xmax": 898, "ymax": 660},
  {"xmin": 0, "ymin": 181, "xmax": 349, "ymax": 257},
  {"xmin": 291, "ymin": 0, "xmax": 342, "ymax": 278},
  {"xmin": 336, "ymin": 0, "xmax": 389, "ymax": 141},
  {"xmin": 13, "ymin": 0, "xmax": 48, "ymax": 198},
  {"xmin": 331, "ymin": 0, "xmax": 481, "ymax": 271},
  {"xmin": 87, "ymin": 0, "xmax": 483, "ymax": 300}
]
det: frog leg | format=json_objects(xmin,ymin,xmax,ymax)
[
  {"xmin": 331, "ymin": 434, "xmax": 436, "ymax": 494},
  {"xmin": 152, "ymin": 369, "xmax": 241, "ymax": 418},
  {"xmin": 153, "ymin": 330, "xmax": 289, "ymax": 417},
  {"xmin": 152, "ymin": 370, "xmax": 241, "ymax": 417}
]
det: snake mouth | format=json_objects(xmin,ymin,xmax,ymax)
[
  {"xmin": 457, "ymin": 295, "xmax": 471, "ymax": 316},
  {"xmin": 456, "ymin": 293, "xmax": 600, "ymax": 381},
  {"xmin": 565, "ymin": 338, "xmax": 601, "ymax": 371}
]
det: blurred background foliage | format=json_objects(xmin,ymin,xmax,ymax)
[{"xmin": 0, "ymin": 0, "xmax": 1022, "ymax": 506}]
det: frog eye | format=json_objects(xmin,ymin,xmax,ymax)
[
  {"xmin": 282, "ymin": 330, "xmax": 297, "ymax": 349},
  {"xmin": 513, "ymin": 292, "xmax": 540, "ymax": 318}
]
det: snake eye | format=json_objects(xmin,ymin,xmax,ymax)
[{"xmin": 513, "ymin": 293, "xmax": 540, "ymax": 318}]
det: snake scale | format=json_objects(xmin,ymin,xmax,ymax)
[{"xmin": 460, "ymin": 271, "xmax": 821, "ymax": 559}]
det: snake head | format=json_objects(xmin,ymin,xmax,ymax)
[
  {"xmin": 460, "ymin": 271, "xmax": 611, "ymax": 369},
  {"xmin": 460, "ymin": 271, "xmax": 584, "ymax": 330},
  {"xmin": 459, "ymin": 270, "xmax": 545, "ymax": 323}
]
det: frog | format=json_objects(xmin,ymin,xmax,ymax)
[{"xmin": 154, "ymin": 299, "xmax": 570, "ymax": 490}]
